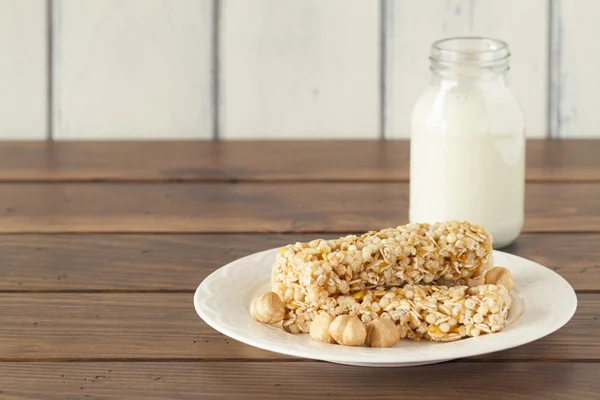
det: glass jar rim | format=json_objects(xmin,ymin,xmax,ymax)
[{"xmin": 430, "ymin": 37, "xmax": 510, "ymax": 65}]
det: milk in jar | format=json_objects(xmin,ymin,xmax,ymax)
[{"xmin": 409, "ymin": 37, "xmax": 525, "ymax": 248}]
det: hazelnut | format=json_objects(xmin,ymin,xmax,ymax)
[
  {"xmin": 485, "ymin": 266, "xmax": 514, "ymax": 291},
  {"xmin": 309, "ymin": 313, "xmax": 336, "ymax": 344},
  {"xmin": 365, "ymin": 318, "xmax": 400, "ymax": 348},
  {"xmin": 466, "ymin": 276, "xmax": 485, "ymax": 287},
  {"xmin": 250, "ymin": 292, "xmax": 285, "ymax": 324},
  {"xmin": 328, "ymin": 315, "xmax": 366, "ymax": 346}
]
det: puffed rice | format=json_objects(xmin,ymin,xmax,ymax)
[{"xmin": 272, "ymin": 221, "xmax": 493, "ymax": 307}]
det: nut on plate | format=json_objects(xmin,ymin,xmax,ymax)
[
  {"xmin": 328, "ymin": 315, "xmax": 366, "ymax": 346},
  {"xmin": 365, "ymin": 318, "xmax": 400, "ymax": 348},
  {"xmin": 485, "ymin": 266, "xmax": 514, "ymax": 291},
  {"xmin": 466, "ymin": 276, "xmax": 485, "ymax": 287},
  {"xmin": 309, "ymin": 313, "xmax": 336, "ymax": 344},
  {"xmin": 250, "ymin": 292, "xmax": 285, "ymax": 324}
]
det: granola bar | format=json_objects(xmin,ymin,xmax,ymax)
[
  {"xmin": 283, "ymin": 283, "xmax": 511, "ymax": 341},
  {"xmin": 272, "ymin": 221, "xmax": 494, "ymax": 308}
]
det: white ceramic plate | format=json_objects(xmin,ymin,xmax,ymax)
[{"xmin": 194, "ymin": 249, "xmax": 577, "ymax": 367}]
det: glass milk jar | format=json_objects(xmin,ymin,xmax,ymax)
[{"xmin": 409, "ymin": 37, "xmax": 525, "ymax": 248}]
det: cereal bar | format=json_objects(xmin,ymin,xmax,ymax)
[
  {"xmin": 283, "ymin": 284, "xmax": 511, "ymax": 341},
  {"xmin": 272, "ymin": 221, "xmax": 494, "ymax": 308}
]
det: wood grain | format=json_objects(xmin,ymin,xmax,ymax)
[
  {"xmin": 0, "ymin": 362, "xmax": 599, "ymax": 399},
  {"xmin": 0, "ymin": 293, "xmax": 596, "ymax": 361},
  {"xmin": 0, "ymin": 140, "xmax": 594, "ymax": 399},
  {"xmin": 0, "ymin": 233, "xmax": 597, "ymax": 291},
  {"xmin": 0, "ymin": 140, "xmax": 596, "ymax": 181},
  {"xmin": 503, "ymin": 234, "xmax": 600, "ymax": 291},
  {"xmin": 0, "ymin": 182, "xmax": 597, "ymax": 233}
]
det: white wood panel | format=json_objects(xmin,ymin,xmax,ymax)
[
  {"xmin": 54, "ymin": 0, "xmax": 212, "ymax": 139},
  {"xmin": 221, "ymin": 0, "xmax": 379, "ymax": 139},
  {"xmin": 553, "ymin": 0, "xmax": 600, "ymax": 138},
  {"xmin": 0, "ymin": 0, "xmax": 47, "ymax": 139},
  {"xmin": 389, "ymin": 0, "xmax": 548, "ymax": 139}
]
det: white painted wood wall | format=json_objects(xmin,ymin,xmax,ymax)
[{"xmin": 0, "ymin": 0, "xmax": 595, "ymax": 139}]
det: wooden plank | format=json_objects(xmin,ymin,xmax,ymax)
[
  {"xmin": 524, "ymin": 139, "xmax": 600, "ymax": 181},
  {"xmin": 0, "ymin": 293, "xmax": 596, "ymax": 361},
  {"xmin": 0, "ymin": 233, "xmax": 598, "ymax": 292},
  {"xmin": 54, "ymin": 0, "xmax": 212, "ymax": 139},
  {"xmin": 0, "ymin": 182, "xmax": 596, "ymax": 233},
  {"xmin": 503, "ymin": 234, "xmax": 600, "ymax": 292},
  {"xmin": 0, "ymin": 362, "xmax": 598, "ymax": 399},
  {"xmin": 0, "ymin": 141, "xmax": 406, "ymax": 182},
  {"xmin": 221, "ymin": 0, "xmax": 379, "ymax": 139},
  {"xmin": 0, "ymin": 0, "xmax": 48, "ymax": 139},
  {"xmin": 389, "ymin": 0, "xmax": 548, "ymax": 138},
  {"xmin": 551, "ymin": 0, "xmax": 600, "ymax": 138},
  {"xmin": 0, "ymin": 140, "xmax": 595, "ymax": 182}
]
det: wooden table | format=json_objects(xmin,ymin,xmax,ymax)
[{"xmin": 0, "ymin": 140, "xmax": 598, "ymax": 399}]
